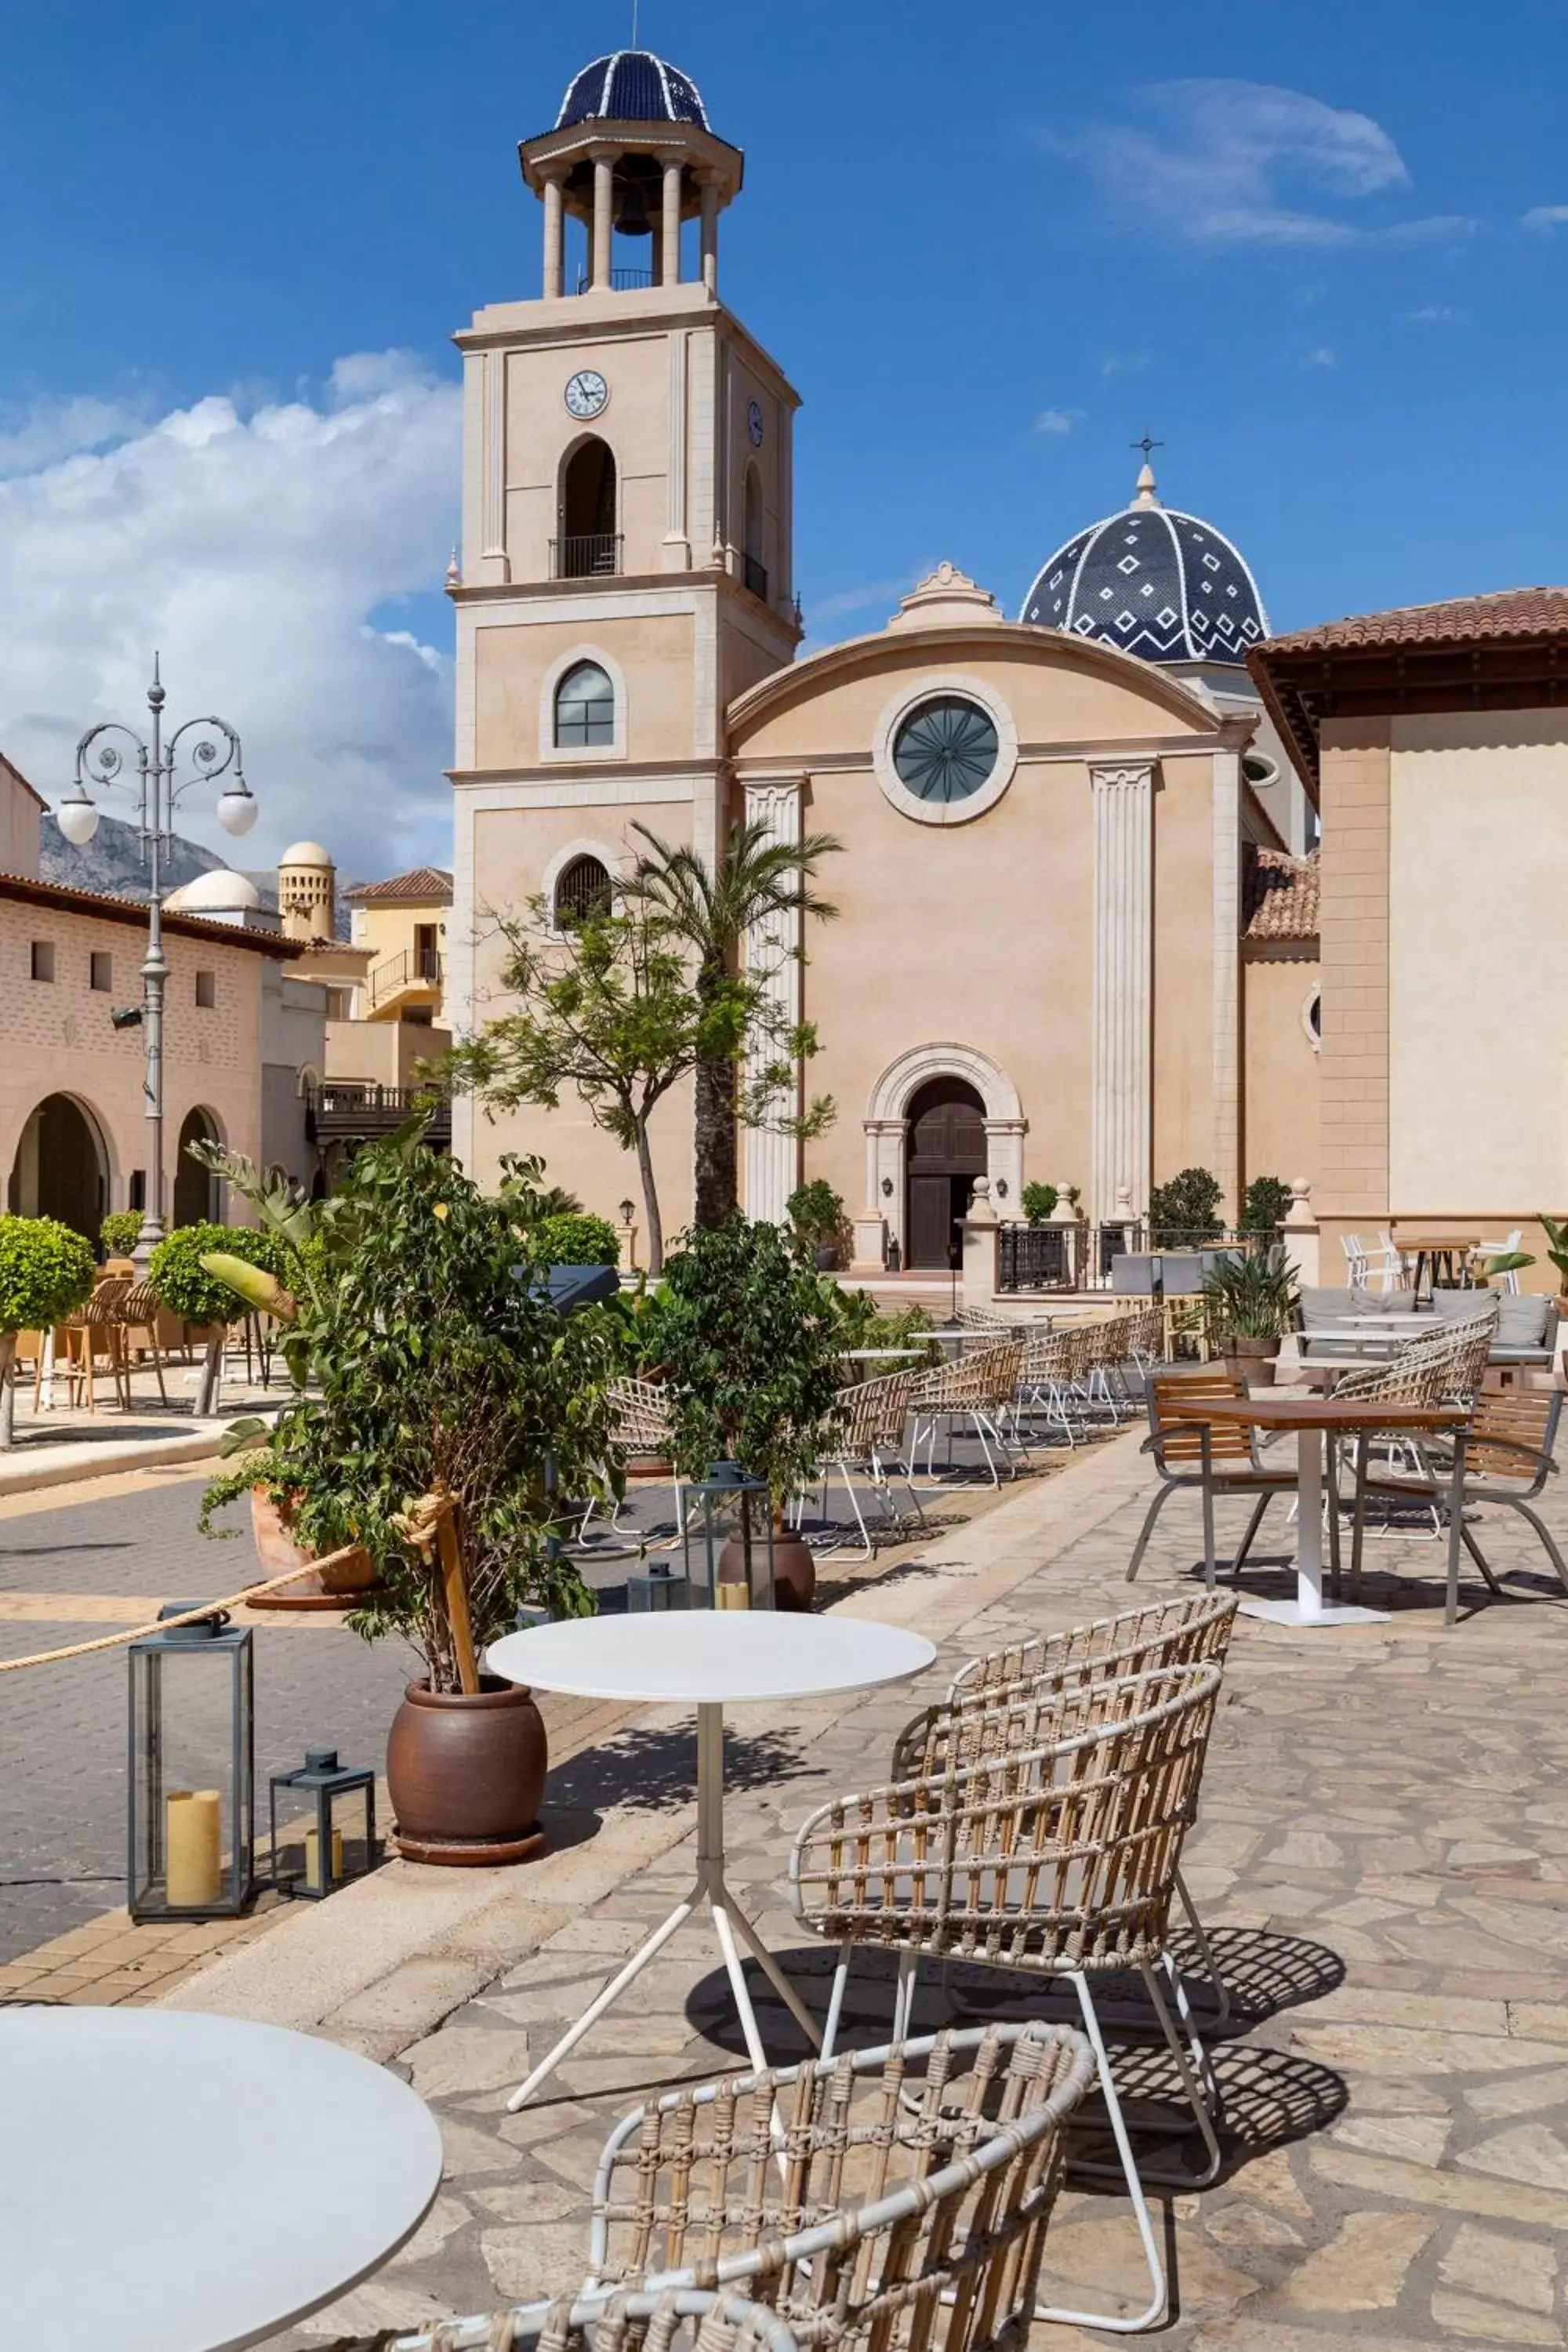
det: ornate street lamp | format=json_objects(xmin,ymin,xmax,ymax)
[{"xmin": 58, "ymin": 658, "xmax": 259, "ymax": 1265}]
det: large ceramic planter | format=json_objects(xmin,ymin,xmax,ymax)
[
  {"xmin": 387, "ymin": 1677, "xmax": 548, "ymax": 1866},
  {"xmin": 714, "ymin": 1526, "xmax": 816, "ymax": 1612},
  {"xmin": 1222, "ymin": 1336, "xmax": 1279, "ymax": 1390},
  {"xmin": 246, "ymin": 1487, "xmax": 379, "ymax": 1613}
]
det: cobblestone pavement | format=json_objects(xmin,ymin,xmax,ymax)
[{"xmin": 279, "ymin": 1426, "xmax": 1568, "ymax": 2350}]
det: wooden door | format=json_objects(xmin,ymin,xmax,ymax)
[
  {"xmin": 905, "ymin": 1076, "xmax": 988, "ymax": 1269},
  {"xmin": 908, "ymin": 1178, "xmax": 956, "ymax": 1272}
]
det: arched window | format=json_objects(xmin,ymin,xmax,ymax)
[
  {"xmin": 558, "ymin": 439, "xmax": 619, "ymax": 577},
  {"xmin": 742, "ymin": 466, "xmax": 766, "ymax": 601},
  {"xmin": 554, "ymin": 854, "xmax": 614, "ymax": 927},
  {"xmin": 554, "ymin": 662, "xmax": 615, "ymax": 749}
]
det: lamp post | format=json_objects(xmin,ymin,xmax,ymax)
[{"xmin": 56, "ymin": 658, "xmax": 259, "ymax": 1265}]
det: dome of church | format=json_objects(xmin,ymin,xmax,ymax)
[
  {"xmin": 278, "ymin": 840, "xmax": 333, "ymax": 869},
  {"xmin": 556, "ymin": 52, "xmax": 710, "ymax": 132},
  {"xmin": 163, "ymin": 868, "xmax": 262, "ymax": 914},
  {"xmin": 1020, "ymin": 463, "xmax": 1269, "ymax": 668}
]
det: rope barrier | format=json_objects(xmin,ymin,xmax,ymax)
[{"xmin": 0, "ymin": 1542, "xmax": 372, "ymax": 1674}]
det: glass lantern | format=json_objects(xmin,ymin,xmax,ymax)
[
  {"xmin": 268, "ymin": 1748, "xmax": 376, "ymax": 1900},
  {"xmin": 128, "ymin": 1606, "xmax": 254, "ymax": 1922},
  {"xmin": 683, "ymin": 1462, "xmax": 775, "ymax": 1611},
  {"xmin": 626, "ymin": 1557, "xmax": 691, "ymax": 1613}
]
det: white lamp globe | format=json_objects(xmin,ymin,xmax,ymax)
[
  {"xmin": 56, "ymin": 793, "xmax": 100, "ymax": 847},
  {"xmin": 216, "ymin": 784, "xmax": 259, "ymax": 838}
]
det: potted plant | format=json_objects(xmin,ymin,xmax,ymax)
[
  {"xmin": 196, "ymin": 1126, "xmax": 617, "ymax": 1864},
  {"xmin": 147, "ymin": 1221, "xmax": 290, "ymax": 1417},
  {"xmin": 0, "ymin": 1215, "xmax": 96, "ymax": 1449},
  {"xmin": 100, "ymin": 1210, "xmax": 143, "ymax": 1261},
  {"xmin": 1239, "ymin": 1175, "xmax": 1293, "ymax": 1242},
  {"xmin": 1149, "ymin": 1167, "xmax": 1226, "ymax": 1250},
  {"xmin": 1020, "ymin": 1181, "xmax": 1058, "ymax": 1227},
  {"xmin": 655, "ymin": 1217, "xmax": 846, "ymax": 1610},
  {"xmin": 787, "ymin": 1180, "xmax": 849, "ymax": 1272},
  {"xmin": 1200, "ymin": 1246, "xmax": 1299, "ymax": 1388}
]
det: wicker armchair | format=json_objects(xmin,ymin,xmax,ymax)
[
  {"xmin": 788, "ymin": 1664, "xmax": 1226, "ymax": 2333},
  {"xmin": 1011, "ymin": 1329, "xmax": 1078, "ymax": 1449},
  {"xmin": 1329, "ymin": 1308, "xmax": 1496, "ymax": 1412},
  {"xmin": 1071, "ymin": 1312, "xmax": 1138, "ymax": 1426},
  {"xmin": 340, "ymin": 2285, "xmax": 805, "ymax": 2352},
  {"xmin": 790, "ymin": 1372, "xmax": 920, "ymax": 1559},
  {"xmin": 953, "ymin": 1306, "xmax": 1023, "ymax": 1341},
  {"xmin": 908, "ymin": 1342, "xmax": 1024, "ymax": 1486},
  {"xmin": 890, "ymin": 1592, "xmax": 1239, "ymax": 2024},
  {"xmin": 587, "ymin": 2022, "xmax": 1094, "ymax": 2343},
  {"xmin": 1124, "ymin": 1303, "xmax": 1163, "ymax": 1375},
  {"xmin": 60, "ymin": 1277, "xmax": 133, "ymax": 1412},
  {"xmin": 590, "ymin": 1377, "xmax": 687, "ymax": 1550},
  {"xmin": 109, "ymin": 1279, "xmax": 169, "ymax": 1406},
  {"xmin": 1126, "ymin": 1369, "xmax": 1300, "ymax": 1588}
]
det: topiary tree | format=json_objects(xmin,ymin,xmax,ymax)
[
  {"xmin": 1240, "ymin": 1174, "xmax": 1294, "ymax": 1240},
  {"xmin": 100, "ymin": 1210, "xmax": 143, "ymax": 1259},
  {"xmin": 1148, "ymin": 1167, "xmax": 1225, "ymax": 1249},
  {"xmin": 149, "ymin": 1222, "xmax": 290, "ymax": 1415},
  {"xmin": 534, "ymin": 1210, "xmax": 621, "ymax": 1267},
  {"xmin": 0, "ymin": 1216, "xmax": 96, "ymax": 1447},
  {"xmin": 1020, "ymin": 1181, "xmax": 1058, "ymax": 1226}
]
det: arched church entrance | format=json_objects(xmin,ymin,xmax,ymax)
[
  {"xmin": 6, "ymin": 1094, "xmax": 110, "ymax": 1240},
  {"xmin": 173, "ymin": 1108, "xmax": 221, "ymax": 1228},
  {"xmin": 905, "ymin": 1077, "xmax": 987, "ymax": 1270}
]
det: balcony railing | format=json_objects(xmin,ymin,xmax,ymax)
[
  {"xmin": 367, "ymin": 947, "xmax": 442, "ymax": 1010},
  {"xmin": 575, "ymin": 267, "xmax": 656, "ymax": 293},
  {"xmin": 552, "ymin": 533, "xmax": 622, "ymax": 580},
  {"xmin": 996, "ymin": 1220, "xmax": 1270, "ymax": 1294},
  {"xmin": 742, "ymin": 554, "xmax": 769, "ymax": 601},
  {"xmin": 307, "ymin": 1083, "xmax": 451, "ymax": 1147}
]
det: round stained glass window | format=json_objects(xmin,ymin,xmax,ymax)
[{"xmin": 891, "ymin": 697, "xmax": 1000, "ymax": 804}]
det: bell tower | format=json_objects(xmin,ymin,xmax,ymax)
[{"xmin": 448, "ymin": 49, "xmax": 803, "ymax": 1187}]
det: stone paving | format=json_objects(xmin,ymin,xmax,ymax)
[{"xmin": 263, "ymin": 1420, "xmax": 1568, "ymax": 2351}]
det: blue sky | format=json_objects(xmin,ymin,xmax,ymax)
[{"xmin": 2, "ymin": 0, "xmax": 1565, "ymax": 865}]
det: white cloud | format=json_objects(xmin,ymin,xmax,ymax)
[
  {"xmin": 1401, "ymin": 303, "xmax": 1466, "ymax": 323},
  {"xmin": 808, "ymin": 578, "xmax": 916, "ymax": 622},
  {"xmin": 1523, "ymin": 205, "xmax": 1568, "ymax": 231},
  {"xmin": 1046, "ymin": 80, "xmax": 1471, "ymax": 249},
  {"xmin": 1301, "ymin": 346, "xmax": 1338, "ymax": 369},
  {"xmin": 1099, "ymin": 353, "xmax": 1151, "ymax": 378},
  {"xmin": 1033, "ymin": 407, "xmax": 1084, "ymax": 436},
  {"xmin": 0, "ymin": 353, "xmax": 460, "ymax": 875}
]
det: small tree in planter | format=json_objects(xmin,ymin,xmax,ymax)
[
  {"xmin": 1239, "ymin": 1175, "xmax": 1293, "ymax": 1241},
  {"xmin": 148, "ymin": 1222, "xmax": 290, "ymax": 1416},
  {"xmin": 655, "ymin": 1218, "xmax": 845, "ymax": 1609},
  {"xmin": 198, "ymin": 1126, "xmax": 619, "ymax": 1861},
  {"xmin": 1020, "ymin": 1181, "xmax": 1058, "ymax": 1227},
  {"xmin": 1149, "ymin": 1167, "xmax": 1226, "ymax": 1249},
  {"xmin": 0, "ymin": 1216, "xmax": 96, "ymax": 1447},
  {"xmin": 1200, "ymin": 1247, "xmax": 1298, "ymax": 1387},
  {"xmin": 100, "ymin": 1210, "xmax": 143, "ymax": 1259},
  {"xmin": 787, "ymin": 1180, "xmax": 849, "ymax": 1270}
]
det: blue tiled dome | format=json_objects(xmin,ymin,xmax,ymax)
[
  {"xmin": 1020, "ymin": 468, "xmax": 1269, "ymax": 668},
  {"xmin": 556, "ymin": 52, "xmax": 710, "ymax": 132}
]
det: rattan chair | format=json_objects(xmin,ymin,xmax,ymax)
[
  {"xmin": 953, "ymin": 1305, "xmax": 1024, "ymax": 1341},
  {"xmin": 1011, "ymin": 1328, "xmax": 1078, "ymax": 1450},
  {"xmin": 587, "ymin": 2022, "xmax": 1094, "ymax": 2343},
  {"xmin": 888, "ymin": 1592, "xmax": 1240, "ymax": 2023},
  {"xmin": 60, "ymin": 1277, "xmax": 133, "ymax": 1412},
  {"xmin": 341, "ymin": 2285, "xmax": 805, "ymax": 2352},
  {"xmin": 791, "ymin": 1371, "xmax": 921, "ymax": 1559},
  {"xmin": 1073, "ymin": 1313, "xmax": 1138, "ymax": 1426},
  {"xmin": 1125, "ymin": 1369, "xmax": 1299, "ymax": 1588},
  {"xmin": 1345, "ymin": 1383, "xmax": 1565, "ymax": 1614},
  {"xmin": 109, "ymin": 1279, "xmax": 169, "ymax": 1406},
  {"xmin": 1124, "ymin": 1304, "xmax": 1163, "ymax": 1377},
  {"xmin": 788, "ymin": 1664, "xmax": 1226, "ymax": 2334},
  {"xmin": 907, "ymin": 1342, "xmax": 1024, "ymax": 1486}
]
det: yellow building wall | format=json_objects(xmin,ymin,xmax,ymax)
[
  {"xmin": 474, "ymin": 615, "xmax": 697, "ymax": 770},
  {"xmin": 1242, "ymin": 955, "xmax": 1321, "ymax": 1189}
]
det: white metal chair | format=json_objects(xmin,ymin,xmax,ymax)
[
  {"xmin": 1339, "ymin": 1232, "xmax": 1369, "ymax": 1286},
  {"xmin": 790, "ymin": 1370, "xmax": 922, "ymax": 1558},
  {"xmin": 1472, "ymin": 1229, "xmax": 1525, "ymax": 1291}
]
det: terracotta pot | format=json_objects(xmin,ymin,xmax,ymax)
[
  {"xmin": 714, "ymin": 1526, "xmax": 816, "ymax": 1612},
  {"xmin": 1223, "ymin": 1337, "xmax": 1279, "ymax": 1390},
  {"xmin": 387, "ymin": 1676, "xmax": 549, "ymax": 1867},
  {"xmin": 624, "ymin": 1453, "xmax": 675, "ymax": 1481},
  {"xmin": 247, "ymin": 1487, "xmax": 378, "ymax": 1611}
]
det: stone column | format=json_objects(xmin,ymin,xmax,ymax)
[
  {"xmin": 540, "ymin": 170, "xmax": 565, "ymax": 299},
  {"xmin": 699, "ymin": 178, "xmax": 720, "ymax": 295},
  {"xmin": 591, "ymin": 150, "xmax": 616, "ymax": 292},
  {"xmin": 742, "ymin": 775, "xmax": 804, "ymax": 1222},
  {"xmin": 662, "ymin": 330, "xmax": 691, "ymax": 569},
  {"xmin": 960, "ymin": 1177, "xmax": 1001, "ymax": 1308},
  {"xmin": 1089, "ymin": 761, "xmax": 1155, "ymax": 1225},
  {"xmin": 1210, "ymin": 739, "xmax": 1243, "ymax": 1221},
  {"xmin": 662, "ymin": 161, "xmax": 683, "ymax": 288}
]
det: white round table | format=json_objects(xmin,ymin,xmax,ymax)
[
  {"xmin": 0, "ymin": 2008, "xmax": 443, "ymax": 2352},
  {"xmin": 487, "ymin": 1612, "xmax": 936, "ymax": 2108}
]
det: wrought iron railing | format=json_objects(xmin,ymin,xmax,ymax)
[
  {"xmin": 742, "ymin": 553, "xmax": 768, "ymax": 601},
  {"xmin": 575, "ymin": 267, "xmax": 655, "ymax": 292},
  {"xmin": 996, "ymin": 1221, "xmax": 1269, "ymax": 1294},
  {"xmin": 307, "ymin": 1084, "xmax": 451, "ymax": 1146},
  {"xmin": 552, "ymin": 533, "xmax": 622, "ymax": 579},
  {"xmin": 367, "ymin": 948, "xmax": 441, "ymax": 1009}
]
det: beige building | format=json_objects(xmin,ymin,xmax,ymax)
[{"xmin": 446, "ymin": 46, "xmax": 1319, "ymax": 1269}]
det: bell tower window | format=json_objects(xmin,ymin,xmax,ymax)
[
  {"xmin": 556, "ymin": 439, "xmax": 619, "ymax": 578},
  {"xmin": 554, "ymin": 854, "xmax": 614, "ymax": 927},
  {"xmin": 554, "ymin": 661, "xmax": 616, "ymax": 748},
  {"xmin": 742, "ymin": 466, "xmax": 767, "ymax": 602}
]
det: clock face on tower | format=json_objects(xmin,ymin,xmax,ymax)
[
  {"xmin": 747, "ymin": 399, "xmax": 764, "ymax": 448},
  {"xmin": 564, "ymin": 370, "xmax": 609, "ymax": 421}
]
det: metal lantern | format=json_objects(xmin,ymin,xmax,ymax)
[
  {"xmin": 683, "ymin": 1461, "xmax": 775, "ymax": 1611},
  {"xmin": 627, "ymin": 1557, "xmax": 691, "ymax": 1613},
  {"xmin": 128, "ymin": 1605, "xmax": 254, "ymax": 1922},
  {"xmin": 268, "ymin": 1747, "xmax": 376, "ymax": 1900}
]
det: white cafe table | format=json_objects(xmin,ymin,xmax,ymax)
[
  {"xmin": 487, "ymin": 1611, "xmax": 936, "ymax": 2109},
  {"xmin": 0, "ymin": 2007, "xmax": 443, "ymax": 2352}
]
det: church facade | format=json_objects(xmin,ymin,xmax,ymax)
[{"xmin": 446, "ymin": 49, "xmax": 1323, "ymax": 1269}]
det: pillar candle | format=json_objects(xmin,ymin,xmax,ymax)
[
  {"xmin": 165, "ymin": 1789, "xmax": 222, "ymax": 1907},
  {"xmin": 303, "ymin": 1824, "xmax": 345, "ymax": 1893},
  {"xmin": 715, "ymin": 1582, "xmax": 751, "ymax": 1610}
]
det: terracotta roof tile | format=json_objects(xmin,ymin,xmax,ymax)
[
  {"xmin": 0, "ymin": 868, "xmax": 304, "ymax": 956},
  {"xmin": 344, "ymin": 866, "xmax": 452, "ymax": 905},
  {"xmin": 1256, "ymin": 587, "xmax": 1568, "ymax": 659},
  {"xmin": 1243, "ymin": 845, "xmax": 1319, "ymax": 942}
]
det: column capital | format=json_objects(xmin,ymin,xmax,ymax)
[{"xmin": 1088, "ymin": 760, "xmax": 1157, "ymax": 792}]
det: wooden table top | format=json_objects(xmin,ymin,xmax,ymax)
[
  {"xmin": 1398, "ymin": 1235, "xmax": 1479, "ymax": 1252},
  {"xmin": 1177, "ymin": 1395, "xmax": 1469, "ymax": 1434}
]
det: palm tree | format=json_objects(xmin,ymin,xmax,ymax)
[{"xmin": 627, "ymin": 818, "xmax": 841, "ymax": 1228}]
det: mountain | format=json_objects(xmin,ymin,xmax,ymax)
[{"xmin": 38, "ymin": 811, "xmax": 230, "ymax": 901}]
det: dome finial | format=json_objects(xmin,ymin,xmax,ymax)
[{"xmin": 1131, "ymin": 431, "xmax": 1164, "ymax": 509}]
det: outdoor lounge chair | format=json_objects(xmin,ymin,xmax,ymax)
[
  {"xmin": 587, "ymin": 2022, "xmax": 1094, "ymax": 2343},
  {"xmin": 790, "ymin": 1370, "xmax": 922, "ymax": 1558},
  {"xmin": 336, "ymin": 2285, "xmax": 806, "ymax": 2352},
  {"xmin": 907, "ymin": 1341, "xmax": 1023, "ymax": 1486},
  {"xmin": 788, "ymin": 1664, "xmax": 1226, "ymax": 2333},
  {"xmin": 1346, "ymin": 1386, "xmax": 1567, "ymax": 1609},
  {"xmin": 1124, "ymin": 1369, "xmax": 1299, "ymax": 1588}
]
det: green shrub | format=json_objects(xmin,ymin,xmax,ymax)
[
  {"xmin": 1240, "ymin": 1175, "xmax": 1293, "ymax": 1236},
  {"xmin": 535, "ymin": 1210, "xmax": 620, "ymax": 1266},
  {"xmin": 832, "ymin": 1287, "xmax": 935, "ymax": 1357},
  {"xmin": 787, "ymin": 1180, "xmax": 848, "ymax": 1246},
  {"xmin": 1201, "ymin": 1246, "xmax": 1299, "ymax": 1341},
  {"xmin": 100, "ymin": 1210, "xmax": 143, "ymax": 1258},
  {"xmin": 149, "ymin": 1223, "xmax": 289, "ymax": 1328},
  {"xmin": 1149, "ymin": 1167, "xmax": 1225, "ymax": 1248},
  {"xmin": 0, "ymin": 1216, "xmax": 96, "ymax": 1333},
  {"xmin": 1020, "ymin": 1181, "xmax": 1058, "ymax": 1225}
]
